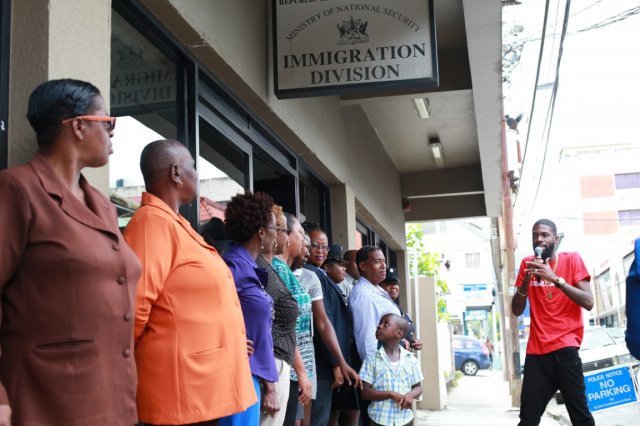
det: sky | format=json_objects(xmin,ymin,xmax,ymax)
[
  {"xmin": 109, "ymin": 116, "xmax": 227, "ymax": 188},
  {"xmin": 503, "ymin": 0, "xmax": 640, "ymax": 263}
]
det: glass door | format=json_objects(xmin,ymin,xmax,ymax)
[
  {"xmin": 197, "ymin": 106, "xmax": 250, "ymax": 229},
  {"xmin": 109, "ymin": 8, "xmax": 181, "ymax": 228}
]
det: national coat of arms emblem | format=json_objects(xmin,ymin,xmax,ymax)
[{"xmin": 337, "ymin": 16, "xmax": 369, "ymax": 45}]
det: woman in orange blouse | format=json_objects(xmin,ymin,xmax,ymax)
[{"xmin": 124, "ymin": 139, "xmax": 255, "ymax": 425}]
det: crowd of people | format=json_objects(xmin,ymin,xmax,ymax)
[{"xmin": 0, "ymin": 79, "xmax": 424, "ymax": 426}]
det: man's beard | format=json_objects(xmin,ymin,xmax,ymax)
[{"xmin": 533, "ymin": 243, "xmax": 555, "ymax": 261}]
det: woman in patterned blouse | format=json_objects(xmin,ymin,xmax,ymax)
[{"xmin": 257, "ymin": 205, "xmax": 311, "ymax": 426}]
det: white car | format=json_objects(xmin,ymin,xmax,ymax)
[
  {"xmin": 555, "ymin": 326, "xmax": 639, "ymax": 404},
  {"xmin": 602, "ymin": 326, "xmax": 626, "ymax": 345}
]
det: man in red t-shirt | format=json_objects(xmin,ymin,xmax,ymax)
[{"xmin": 511, "ymin": 219, "xmax": 595, "ymax": 426}]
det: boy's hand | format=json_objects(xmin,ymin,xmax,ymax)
[
  {"xmin": 389, "ymin": 392, "xmax": 404, "ymax": 405},
  {"xmin": 400, "ymin": 393, "xmax": 414, "ymax": 409},
  {"xmin": 246, "ymin": 339, "xmax": 254, "ymax": 356}
]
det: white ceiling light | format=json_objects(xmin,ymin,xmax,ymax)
[
  {"xmin": 413, "ymin": 97, "xmax": 430, "ymax": 119},
  {"xmin": 428, "ymin": 138, "xmax": 444, "ymax": 168}
]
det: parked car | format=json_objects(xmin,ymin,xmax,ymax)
[
  {"xmin": 580, "ymin": 326, "xmax": 637, "ymax": 372},
  {"xmin": 603, "ymin": 326, "xmax": 626, "ymax": 345},
  {"xmin": 555, "ymin": 326, "xmax": 639, "ymax": 404},
  {"xmin": 453, "ymin": 335, "xmax": 492, "ymax": 376}
]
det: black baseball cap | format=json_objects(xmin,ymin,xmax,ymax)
[
  {"xmin": 323, "ymin": 245, "xmax": 348, "ymax": 266},
  {"xmin": 382, "ymin": 268, "xmax": 400, "ymax": 284}
]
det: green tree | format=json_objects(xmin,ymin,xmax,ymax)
[{"xmin": 405, "ymin": 224, "xmax": 450, "ymax": 321}]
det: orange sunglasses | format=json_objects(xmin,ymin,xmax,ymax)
[{"xmin": 61, "ymin": 115, "xmax": 116, "ymax": 131}]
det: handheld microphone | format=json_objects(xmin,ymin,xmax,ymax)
[
  {"xmin": 532, "ymin": 246, "xmax": 544, "ymax": 283},
  {"xmin": 534, "ymin": 246, "xmax": 543, "ymax": 259}
]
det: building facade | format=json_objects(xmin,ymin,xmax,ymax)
[
  {"xmin": 2, "ymin": 0, "xmax": 503, "ymax": 283},
  {"xmin": 1, "ymin": 0, "xmax": 506, "ymax": 411}
]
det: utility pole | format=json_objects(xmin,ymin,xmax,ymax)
[{"xmin": 500, "ymin": 111, "xmax": 521, "ymax": 407}]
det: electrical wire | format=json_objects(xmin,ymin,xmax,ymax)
[
  {"xmin": 575, "ymin": 5, "xmax": 640, "ymax": 32},
  {"xmin": 557, "ymin": 216, "xmax": 640, "ymax": 222},
  {"xmin": 528, "ymin": 0, "xmax": 571, "ymax": 210},
  {"xmin": 513, "ymin": 0, "xmax": 552, "ymax": 207},
  {"xmin": 519, "ymin": 1, "xmax": 640, "ymax": 212}
]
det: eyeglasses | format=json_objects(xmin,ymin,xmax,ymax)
[
  {"xmin": 61, "ymin": 115, "xmax": 116, "ymax": 132},
  {"xmin": 264, "ymin": 225, "xmax": 283, "ymax": 233},
  {"xmin": 310, "ymin": 242, "xmax": 329, "ymax": 251}
]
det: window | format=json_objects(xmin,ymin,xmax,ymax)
[
  {"xmin": 356, "ymin": 220, "xmax": 373, "ymax": 248},
  {"xmin": 198, "ymin": 116, "xmax": 247, "ymax": 224},
  {"xmin": 376, "ymin": 238, "xmax": 396, "ymax": 269},
  {"xmin": 253, "ymin": 147, "xmax": 296, "ymax": 214},
  {"xmin": 623, "ymin": 250, "xmax": 635, "ymax": 278},
  {"xmin": 594, "ymin": 268, "xmax": 612, "ymax": 310},
  {"xmin": 387, "ymin": 249, "xmax": 397, "ymax": 269},
  {"xmin": 465, "ymin": 252, "xmax": 481, "ymax": 268},
  {"xmin": 109, "ymin": 9, "xmax": 181, "ymax": 228},
  {"xmin": 0, "ymin": 0, "xmax": 10, "ymax": 170},
  {"xmin": 615, "ymin": 172, "xmax": 640, "ymax": 190},
  {"xmin": 618, "ymin": 209, "xmax": 640, "ymax": 227},
  {"xmin": 111, "ymin": 1, "xmax": 330, "ymax": 233},
  {"xmin": 298, "ymin": 166, "xmax": 328, "ymax": 230}
]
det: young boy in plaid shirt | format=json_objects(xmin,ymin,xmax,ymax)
[{"xmin": 360, "ymin": 313, "xmax": 423, "ymax": 425}]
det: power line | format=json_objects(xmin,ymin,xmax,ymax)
[
  {"xmin": 513, "ymin": 0, "xmax": 553, "ymax": 208},
  {"xmin": 575, "ymin": 5, "xmax": 640, "ymax": 32},
  {"xmin": 528, "ymin": 0, "xmax": 572, "ymax": 211},
  {"xmin": 558, "ymin": 216, "xmax": 640, "ymax": 222},
  {"xmin": 507, "ymin": 3, "xmax": 640, "ymax": 50}
]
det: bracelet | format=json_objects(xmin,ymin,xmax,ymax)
[{"xmin": 517, "ymin": 287, "xmax": 528, "ymax": 297}]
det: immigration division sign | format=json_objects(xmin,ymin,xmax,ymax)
[{"xmin": 273, "ymin": 0, "xmax": 438, "ymax": 98}]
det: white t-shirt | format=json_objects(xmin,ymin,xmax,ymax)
[{"xmin": 293, "ymin": 267, "xmax": 324, "ymax": 301}]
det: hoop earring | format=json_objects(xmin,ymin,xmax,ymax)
[
  {"xmin": 176, "ymin": 181, "xmax": 183, "ymax": 189},
  {"xmin": 259, "ymin": 236, "xmax": 264, "ymax": 251},
  {"xmin": 273, "ymin": 240, "xmax": 278, "ymax": 251}
]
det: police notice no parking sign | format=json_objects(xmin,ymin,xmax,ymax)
[{"xmin": 584, "ymin": 365, "xmax": 639, "ymax": 412}]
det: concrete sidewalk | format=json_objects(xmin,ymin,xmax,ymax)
[
  {"xmin": 546, "ymin": 391, "xmax": 640, "ymax": 426},
  {"xmin": 415, "ymin": 370, "xmax": 562, "ymax": 425}
]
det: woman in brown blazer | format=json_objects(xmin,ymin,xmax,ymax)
[{"xmin": 0, "ymin": 79, "xmax": 142, "ymax": 425}]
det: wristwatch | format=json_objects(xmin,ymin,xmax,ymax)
[{"xmin": 555, "ymin": 277, "xmax": 566, "ymax": 287}]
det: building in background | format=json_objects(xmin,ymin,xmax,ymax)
[{"xmin": 1, "ymin": 0, "xmax": 503, "ymax": 411}]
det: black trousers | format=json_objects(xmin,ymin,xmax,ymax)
[{"xmin": 519, "ymin": 347, "xmax": 594, "ymax": 426}]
